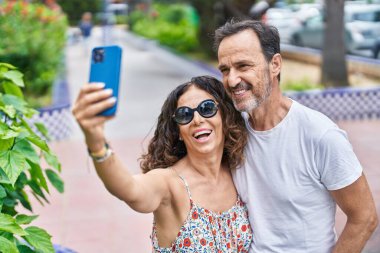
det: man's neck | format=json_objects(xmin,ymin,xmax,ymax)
[{"xmin": 248, "ymin": 89, "xmax": 292, "ymax": 131}]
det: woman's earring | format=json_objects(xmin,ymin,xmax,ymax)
[{"xmin": 179, "ymin": 136, "xmax": 183, "ymax": 141}]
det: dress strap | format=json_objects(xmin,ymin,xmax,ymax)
[{"xmin": 170, "ymin": 167, "xmax": 192, "ymax": 201}]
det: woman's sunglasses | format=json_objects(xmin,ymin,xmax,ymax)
[{"xmin": 172, "ymin": 99, "xmax": 219, "ymax": 125}]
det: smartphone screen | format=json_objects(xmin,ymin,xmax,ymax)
[{"xmin": 89, "ymin": 45, "xmax": 122, "ymax": 116}]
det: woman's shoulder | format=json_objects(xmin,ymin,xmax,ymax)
[{"xmin": 144, "ymin": 166, "xmax": 183, "ymax": 188}]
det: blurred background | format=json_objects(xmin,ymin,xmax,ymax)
[{"xmin": 0, "ymin": 0, "xmax": 379, "ymax": 252}]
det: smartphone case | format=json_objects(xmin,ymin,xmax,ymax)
[{"xmin": 89, "ymin": 45, "xmax": 122, "ymax": 116}]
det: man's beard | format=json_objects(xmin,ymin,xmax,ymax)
[{"xmin": 231, "ymin": 72, "xmax": 272, "ymax": 113}]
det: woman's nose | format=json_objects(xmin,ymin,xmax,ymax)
[{"xmin": 192, "ymin": 111, "xmax": 204, "ymax": 125}]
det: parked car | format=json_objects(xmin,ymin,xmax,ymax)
[
  {"xmin": 290, "ymin": 4, "xmax": 380, "ymax": 54},
  {"xmin": 265, "ymin": 8, "xmax": 298, "ymax": 43},
  {"xmin": 265, "ymin": 4, "xmax": 321, "ymax": 44}
]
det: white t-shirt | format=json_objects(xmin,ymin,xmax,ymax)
[{"xmin": 232, "ymin": 100, "xmax": 362, "ymax": 253}]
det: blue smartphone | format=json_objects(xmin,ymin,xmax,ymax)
[{"xmin": 89, "ymin": 45, "xmax": 122, "ymax": 116}]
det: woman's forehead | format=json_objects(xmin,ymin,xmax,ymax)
[{"xmin": 177, "ymin": 86, "xmax": 214, "ymax": 107}]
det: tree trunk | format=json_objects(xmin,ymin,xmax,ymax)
[
  {"xmin": 321, "ymin": 0, "xmax": 350, "ymax": 87},
  {"xmin": 191, "ymin": 0, "xmax": 253, "ymax": 57}
]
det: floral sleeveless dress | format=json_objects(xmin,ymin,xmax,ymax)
[{"xmin": 151, "ymin": 175, "xmax": 253, "ymax": 252}]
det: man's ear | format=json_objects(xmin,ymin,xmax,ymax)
[{"xmin": 270, "ymin": 53, "xmax": 282, "ymax": 79}]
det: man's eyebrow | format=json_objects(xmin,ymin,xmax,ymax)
[{"xmin": 218, "ymin": 64, "xmax": 227, "ymax": 70}]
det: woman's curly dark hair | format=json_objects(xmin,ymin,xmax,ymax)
[{"xmin": 140, "ymin": 75, "xmax": 247, "ymax": 173}]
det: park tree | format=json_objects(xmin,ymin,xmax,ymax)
[
  {"xmin": 321, "ymin": 0, "xmax": 350, "ymax": 87},
  {"xmin": 189, "ymin": 0, "xmax": 253, "ymax": 57}
]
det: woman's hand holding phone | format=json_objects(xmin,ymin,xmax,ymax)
[
  {"xmin": 72, "ymin": 82, "xmax": 116, "ymax": 153},
  {"xmin": 73, "ymin": 45, "xmax": 122, "ymax": 153}
]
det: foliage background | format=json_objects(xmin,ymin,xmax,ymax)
[
  {"xmin": 0, "ymin": 62, "xmax": 64, "ymax": 253},
  {"xmin": 0, "ymin": 1, "xmax": 67, "ymax": 107},
  {"xmin": 130, "ymin": 3, "xmax": 199, "ymax": 53}
]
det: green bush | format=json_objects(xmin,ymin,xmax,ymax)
[
  {"xmin": 0, "ymin": 1, "xmax": 67, "ymax": 107},
  {"xmin": 282, "ymin": 77, "xmax": 324, "ymax": 92},
  {"xmin": 0, "ymin": 63, "xmax": 64, "ymax": 253},
  {"xmin": 130, "ymin": 4, "xmax": 199, "ymax": 53}
]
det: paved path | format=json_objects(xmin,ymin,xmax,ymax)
[{"xmin": 30, "ymin": 26, "xmax": 380, "ymax": 252}]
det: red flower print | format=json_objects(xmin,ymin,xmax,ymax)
[
  {"xmin": 192, "ymin": 211, "xmax": 198, "ymax": 219},
  {"xmin": 227, "ymin": 219, "xmax": 231, "ymax": 226},
  {"xmin": 183, "ymin": 238, "xmax": 191, "ymax": 247},
  {"xmin": 227, "ymin": 242, "xmax": 231, "ymax": 248},
  {"xmin": 241, "ymin": 224, "xmax": 247, "ymax": 232},
  {"xmin": 209, "ymin": 241, "xmax": 214, "ymax": 246},
  {"xmin": 200, "ymin": 238, "xmax": 207, "ymax": 246},
  {"xmin": 209, "ymin": 216, "xmax": 213, "ymax": 223}
]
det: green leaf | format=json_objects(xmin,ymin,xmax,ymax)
[
  {"xmin": 14, "ymin": 172, "xmax": 28, "ymax": 191},
  {"xmin": 1, "ymin": 95, "xmax": 27, "ymax": 114},
  {"xmin": 18, "ymin": 117, "xmax": 34, "ymax": 135},
  {"xmin": 17, "ymin": 244, "xmax": 36, "ymax": 253},
  {"xmin": 0, "ymin": 130, "xmax": 19, "ymax": 140},
  {"xmin": 0, "ymin": 185, "xmax": 6, "ymax": 199},
  {"xmin": 0, "ymin": 95, "xmax": 37, "ymax": 118},
  {"xmin": 27, "ymin": 181, "xmax": 48, "ymax": 203},
  {"xmin": 0, "ymin": 150, "xmax": 29, "ymax": 185},
  {"xmin": 0, "ymin": 213, "xmax": 28, "ymax": 236},
  {"xmin": 0, "ymin": 168, "xmax": 11, "ymax": 184},
  {"xmin": 0, "ymin": 138, "xmax": 14, "ymax": 152},
  {"xmin": 16, "ymin": 215, "xmax": 38, "ymax": 225},
  {"xmin": 45, "ymin": 169, "xmax": 64, "ymax": 193},
  {"xmin": 26, "ymin": 135, "xmax": 49, "ymax": 152},
  {"xmin": 15, "ymin": 190, "xmax": 33, "ymax": 212},
  {"xmin": 13, "ymin": 139, "xmax": 39, "ymax": 164},
  {"xmin": 2, "ymin": 197, "xmax": 17, "ymax": 209},
  {"xmin": 3, "ymin": 70, "xmax": 24, "ymax": 87},
  {"xmin": 34, "ymin": 123, "xmax": 50, "ymax": 140},
  {"xmin": 43, "ymin": 151, "xmax": 61, "ymax": 172},
  {"xmin": 0, "ymin": 235, "xmax": 19, "ymax": 253},
  {"xmin": 28, "ymin": 162, "xmax": 49, "ymax": 193},
  {"xmin": 3, "ymin": 81, "xmax": 24, "ymax": 99},
  {"xmin": 0, "ymin": 231, "xmax": 13, "ymax": 240},
  {"xmin": 23, "ymin": 226, "xmax": 54, "ymax": 253},
  {"xmin": 0, "ymin": 105, "xmax": 16, "ymax": 118},
  {"xmin": 0, "ymin": 63, "xmax": 16, "ymax": 70}
]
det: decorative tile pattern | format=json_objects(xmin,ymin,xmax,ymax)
[
  {"xmin": 286, "ymin": 87, "xmax": 380, "ymax": 121},
  {"xmin": 54, "ymin": 244, "xmax": 77, "ymax": 253},
  {"xmin": 29, "ymin": 79, "xmax": 72, "ymax": 141},
  {"xmin": 30, "ymin": 104, "xmax": 72, "ymax": 141}
]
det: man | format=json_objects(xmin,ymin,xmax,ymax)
[{"xmin": 214, "ymin": 20, "xmax": 378, "ymax": 253}]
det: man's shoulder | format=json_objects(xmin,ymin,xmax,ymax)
[
  {"xmin": 293, "ymin": 100, "xmax": 336, "ymax": 127},
  {"xmin": 291, "ymin": 100, "xmax": 339, "ymax": 139}
]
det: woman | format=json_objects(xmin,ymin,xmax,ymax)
[{"xmin": 72, "ymin": 75, "xmax": 252, "ymax": 252}]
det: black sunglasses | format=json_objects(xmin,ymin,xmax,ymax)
[{"xmin": 172, "ymin": 99, "xmax": 219, "ymax": 125}]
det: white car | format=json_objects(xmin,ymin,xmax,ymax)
[{"xmin": 290, "ymin": 4, "xmax": 380, "ymax": 54}]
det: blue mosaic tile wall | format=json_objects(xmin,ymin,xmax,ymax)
[
  {"xmin": 286, "ymin": 87, "xmax": 380, "ymax": 121},
  {"xmin": 29, "ymin": 78, "xmax": 72, "ymax": 141}
]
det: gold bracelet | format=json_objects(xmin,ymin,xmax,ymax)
[{"xmin": 88, "ymin": 143, "xmax": 113, "ymax": 163}]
